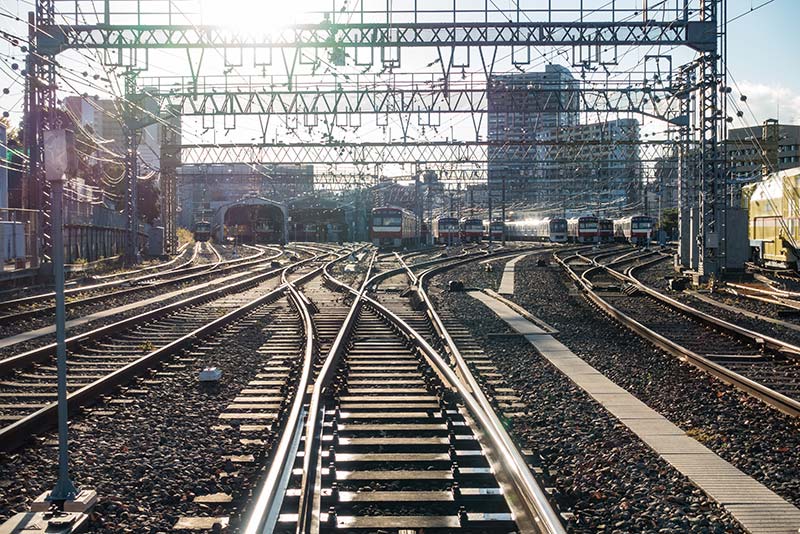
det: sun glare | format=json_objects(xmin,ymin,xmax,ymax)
[{"xmin": 200, "ymin": 0, "xmax": 325, "ymax": 31}]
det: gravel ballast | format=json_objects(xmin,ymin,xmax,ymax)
[
  {"xmin": 429, "ymin": 277, "xmax": 745, "ymax": 533},
  {"xmin": 0, "ymin": 299, "xmax": 295, "ymax": 532},
  {"xmin": 436, "ymin": 253, "xmax": 800, "ymax": 509}
]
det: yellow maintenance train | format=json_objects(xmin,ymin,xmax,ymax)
[{"xmin": 742, "ymin": 166, "xmax": 800, "ymax": 269}]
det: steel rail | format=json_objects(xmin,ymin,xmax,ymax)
[
  {"xmin": 578, "ymin": 250, "xmax": 664, "ymax": 290},
  {"xmin": 0, "ymin": 247, "xmax": 280, "ymax": 326},
  {"xmin": 0, "ymin": 246, "xmax": 355, "ymax": 452},
  {"xmin": 0, "ymin": 249, "xmax": 334, "ymax": 451},
  {"xmin": 555, "ymin": 254, "xmax": 800, "ymax": 418},
  {"xmin": 0, "ymin": 249, "xmax": 300, "ymax": 377},
  {"xmin": 0, "ymin": 243, "xmax": 270, "ymax": 314},
  {"xmin": 294, "ymin": 252, "xmax": 376, "ymax": 534},
  {"xmin": 241, "ymin": 246, "xmax": 370, "ymax": 534},
  {"xmin": 245, "ymin": 245, "xmax": 547, "ymax": 533},
  {"xmin": 411, "ymin": 253, "xmax": 567, "ymax": 534},
  {"xmin": 88, "ymin": 240, "xmax": 194, "ymax": 281},
  {"xmin": 360, "ymin": 292, "xmax": 564, "ymax": 534},
  {"xmin": 325, "ymin": 249, "xmax": 566, "ymax": 534}
]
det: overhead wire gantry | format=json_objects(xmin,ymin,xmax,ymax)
[{"xmin": 26, "ymin": 0, "xmax": 727, "ymax": 274}]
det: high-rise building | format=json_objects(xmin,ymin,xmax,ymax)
[
  {"xmin": 62, "ymin": 95, "xmax": 163, "ymax": 173},
  {"xmin": 487, "ymin": 65, "xmax": 580, "ymax": 203},
  {"xmin": 727, "ymin": 122, "xmax": 800, "ymax": 182},
  {"xmin": 537, "ymin": 118, "xmax": 642, "ymax": 213}
]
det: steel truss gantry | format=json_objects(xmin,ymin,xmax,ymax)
[
  {"xmin": 135, "ymin": 75, "xmax": 682, "ymax": 125},
  {"xmin": 38, "ymin": 20, "xmax": 714, "ymax": 53},
  {"xmin": 178, "ymin": 140, "xmax": 679, "ymax": 166},
  {"xmin": 28, "ymin": 0, "xmax": 726, "ymax": 274}
]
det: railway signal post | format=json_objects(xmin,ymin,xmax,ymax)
[{"xmin": 43, "ymin": 130, "xmax": 79, "ymax": 505}]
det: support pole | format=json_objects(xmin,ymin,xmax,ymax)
[
  {"xmin": 43, "ymin": 128, "xmax": 78, "ymax": 506},
  {"xmin": 123, "ymin": 71, "xmax": 140, "ymax": 265},
  {"xmin": 48, "ymin": 175, "xmax": 77, "ymax": 504}
]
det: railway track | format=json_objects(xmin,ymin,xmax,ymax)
[
  {"xmin": 555, "ymin": 250, "xmax": 800, "ymax": 417},
  {"xmin": 0, "ymin": 243, "xmax": 273, "ymax": 327},
  {"xmin": 0, "ymin": 246, "xmax": 349, "ymax": 451},
  {"xmin": 242, "ymin": 245, "xmax": 564, "ymax": 534}
]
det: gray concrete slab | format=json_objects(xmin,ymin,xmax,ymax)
[{"xmin": 498, "ymin": 253, "xmax": 531, "ymax": 295}]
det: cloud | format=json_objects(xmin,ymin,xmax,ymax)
[{"xmin": 732, "ymin": 81, "xmax": 800, "ymax": 125}]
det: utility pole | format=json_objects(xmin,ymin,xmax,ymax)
[
  {"xmin": 123, "ymin": 70, "xmax": 141, "ymax": 265},
  {"xmin": 501, "ymin": 174, "xmax": 506, "ymax": 246},
  {"xmin": 488, "ymin": 178, "xmax": 493, "ymax": 248}
]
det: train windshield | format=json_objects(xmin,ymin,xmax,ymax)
[
  {"xmin": 373, "ymin": 215, "xmax": 402, "ymax": 226},
  {"xmin": 632, "ymin": 219, "xmax": 651, "ymax": 230},
  {"xmin": 550, "ymin": 220, "xmax": 567, "ymax": 231},
  {"xmin": 581, "ymin": 221, "xmax": 598, "ymax": 230},
  {"xmin": 440, "ymin": 219, "xmax": 459, "ymax": 230}
]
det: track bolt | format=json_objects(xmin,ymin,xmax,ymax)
[
  {"xmin": 449, "ymin": 445, "xmax": 458, "ymax": 461},
  {"xmin": 458, "ymin": 506, "xmax": 469, "ymax": 525},
  {"xmin": 451, "ymin": 461, "xmax": 460, "ymax": 475},
  {"xmin": 451, "ymin": 482, "xmax": 461, "ymax": 499},
  {"xmin": 326, "ymin": 506, "xmax": 337, "ymax": 525},
  {"xmin": 330, "ymin": 482, "xmax": 340, "ymax": 500}
]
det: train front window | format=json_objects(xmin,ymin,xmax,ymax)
[
  {"xmin": 633, "ymin": 221, "xmax": 651, "ymax": 230},
  {"xmin": 374, "ymin": 215, "xmax": 402, "ymax": 227}
]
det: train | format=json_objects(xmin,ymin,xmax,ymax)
[
  {"xmin": 370, "ymin": 206, "xmax": 419, "ymax": 248},
  {"xmin": 505, "ymin": 218, "xmax": 568, "ymax": 243},
  {"xmin": 484, "ymin": 220, "xmax": 504, "ymax": 241},
  {"xmin": 742, "ymin": 166, "xmax": 800, "ymax": 269},
  {"xmin": 460, "ymin": 218, "xmax": 484, "ymax": 243},
  {"xmin": 567, "ymin": 216, "xmax": 600, "ymax": 243},
  {"xmin": 291, "ymin": 222, "xmax": 348, "ymax": 243},
  {"xmin": 433, "ymin": 216, "xmax": 460, "ymax": 244},
  {"xmin": 598, "ymin": 218, "xmax": 614, "ymax": 243},
  {"xmin": 614, "ymin": 216, "xmax": 653, "ymax": 246},
  {"xmin": 193, "ymin": 221, "xmax": 212, "ymax": 242}
]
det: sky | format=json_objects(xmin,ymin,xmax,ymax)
[
  {"xmin": 0, "ymin": 0, "xmax": 798, "ymax": 137},
  {"xmin": 725, "ymin": 0, "xmax": 800, "ymax": 125}
]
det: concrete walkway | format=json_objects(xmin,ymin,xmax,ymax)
[
  {"xmin": 497, "ymin": 253, "xmax": 531, "ymax": 295},
  {"xmin": 468, "ymin": 289, "xmax": 800, "ymax": 534}
]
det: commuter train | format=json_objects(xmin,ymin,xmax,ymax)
[
  {"xmin": 598, "ymin": 219, "xmax": 614, "ymax": 243},
  {"xmin": 742, "ymin": 166, "xmax": 800, "ymax": 269},
  {"xmin": 433, "ymin": 216, "xmax": 460, "ymax": 244},
  {"xmin": 370, "ymin": 206, "xmax": 419, "ymax": 248},
  {"xmin": 614, "ymin": 216, "xmax": 653, "ymax": 246},
  {"xmin": 484, "ymin": 220, "xmax": 504, "ymax": 241},
  {"xmin": 460, "ymin": 218, "xmax": 484, "ymax": 243},
  {"xmin": 193, "ymin": 221, "xmax": 212, "ymax": 242},
  {"xmin": 567, "ymin": 216, "xmax": 600, "ymax": 243},
  {"xmin": 505, "ymin": 218, "xmax": 568, "ymax": 243}
]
